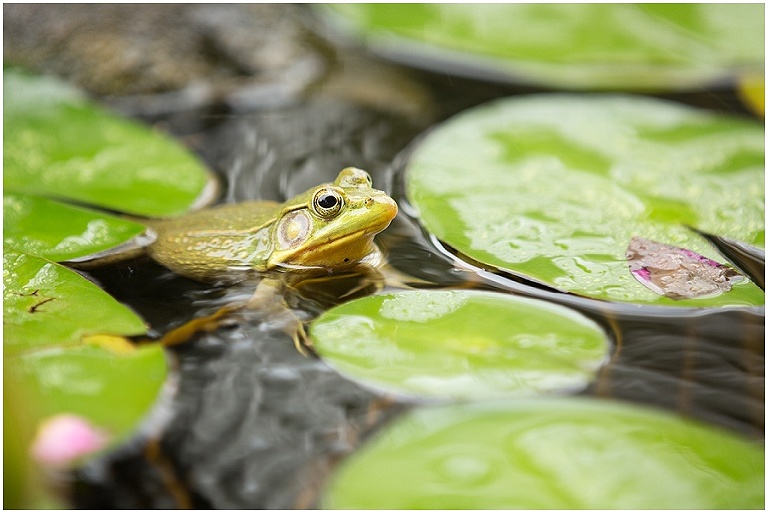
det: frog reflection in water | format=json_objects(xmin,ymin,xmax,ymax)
[{"xmin": 145, "ymin": 167, "xmax": 398, "ymax": 352}]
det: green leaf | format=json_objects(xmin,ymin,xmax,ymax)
[
  {"xmin": 3, "ymin": 69, "xmax": 210, "ymax": 217},
  {"xmin": 323, "ymin": 398, "xmax": 765, "ymax": 509},
  {"xmin": 9, "ymin": 344, "xmax": 166, "ymax": 444},
  {"xmin": 322, "ymin": 4, "xmax": 764, "ymax": 91},
  {"xmin": 3, "ymin": 250, "xmax": 165, "ymax": 466},
  {"xmin": 311, "ymin": 290, "xmax": 609, "ymax": 400},
  {"xmin": 3, "ymin": 251, "xmax": 146, "ymax": 356},
  {"xmin": 405, "ymin": 95, "xmax": 765, "ymax": 306},
  {"xmin": 4, "ymin": 192, "xmax": 146, "ymax": 262}
]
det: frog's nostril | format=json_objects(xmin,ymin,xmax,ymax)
[{"xmin": 365, "ymin": 197, "xmax": 375, "ymax": 207}]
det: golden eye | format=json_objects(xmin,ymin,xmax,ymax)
[{"xmin": 313, "ymin": 188, "xmax": 344, "ymax": 218}]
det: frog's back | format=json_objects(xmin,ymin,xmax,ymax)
[{"xmin": 147, "ymin": 201, "xmax": 279, "ymax": 280}]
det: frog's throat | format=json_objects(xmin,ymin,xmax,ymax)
[{"xmin": 268, "ymin": 227, "xmax": 386, "ymax": 271}]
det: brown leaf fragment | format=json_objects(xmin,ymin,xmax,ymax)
[{"xmin": 626, "ymin": 236, "xmax": 743, "ymax": 300}]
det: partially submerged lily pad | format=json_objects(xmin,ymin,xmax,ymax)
[
  {"xmin": 322, "ymin": 4, "xmax": 764, "ymax": 91},
  {"xmin": 405, "ymin": 95, "xmax": 765, "ymax": 307},
  {"xmin": 311, "ymin": 290, "xmax": 609, "ymax": 400},
  {"xmin": 323, "ymin": 398, "xmax": 765, "ymax": 509}
]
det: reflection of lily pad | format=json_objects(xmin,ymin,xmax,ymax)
[
  {"xmin": 405, "ymin": 95, "xmax": 765, "ymax": 307},
  {"xmin": 311, "ymin": 290, "xmax": 609, "ymax": 400},
  {"xmin": 324, "ymin": 398, "xmax": 765, "ymax": 509},
  {"xmin": 322, "ymin": 4, "xmax": 764, "ymax": 91},
  {"xmin": 4, "ymin": 69, "xmax": 211, "ymax": 217}
]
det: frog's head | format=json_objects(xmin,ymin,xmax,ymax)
[{"xmin": 266, "ymin": 167, "xmax": 398, "ymax": 271}]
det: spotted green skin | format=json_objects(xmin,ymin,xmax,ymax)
[{"xmin": 147, "ymin": 168, "xmax": 398, "ymax": 281}]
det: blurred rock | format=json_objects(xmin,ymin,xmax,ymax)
[{"xmin": 3, "ymin": 4, "xmax": 325, "ymax": 97}]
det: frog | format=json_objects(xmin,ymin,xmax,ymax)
[
  {"xmin": 146, "ymin": 167, "xmax": 397, "ymax": 281},
  {"xmin": 140, "ymin": 167, "xmax": 398, "ymax": 352}
]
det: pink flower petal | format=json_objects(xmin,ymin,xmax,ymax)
[{"xmin": 31, "ymin": 414, "xmax": 109, "ymax": 466}]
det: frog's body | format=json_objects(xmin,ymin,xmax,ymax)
[{"xmin": 147, "ymin": 167, "xmax": 398, "ymax": 282}]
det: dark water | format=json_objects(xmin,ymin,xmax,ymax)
[{"xmin": 53, "ymin": 16, "xmax": 764, "ymax": 512}]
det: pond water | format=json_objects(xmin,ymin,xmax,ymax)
[{"xmin": 9, "ymin": 5, "xmax": 760, "ymax": 509}]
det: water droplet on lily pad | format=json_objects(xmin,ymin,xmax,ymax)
[
  {"xmin": 380, "ymin": 290, "xmax": 468, "ymax": 322},
  {"xmin": 311, "ymin": 290, "xmax": 609, "ymax": 400}
]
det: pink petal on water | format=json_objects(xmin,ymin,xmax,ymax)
[
  {"xmin": 30, "ymin": 414, "xmax": 109, "ymax": 466},
  {"xmin": 626, "ymin": 236, "xmax": 743, "ymax": 300}
]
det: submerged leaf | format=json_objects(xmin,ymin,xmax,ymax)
[
  {"xmin": 324, "ymin": 399, "xmax": 765, "ymax": 509},
  {"xmin": 627, "ymin": 236, "xmax": 743, "ymax": 300},
  {"xmin": 311, "ymin": 290, "xmax": 609, "ymax": 400}
]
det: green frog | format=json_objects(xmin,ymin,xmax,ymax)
[
  {"xmin": 147, "ymin": 167, "xmax": 398, "ymax": 281},
  {"xmin": 142, "ymin": 167, "xmax": 398, "ymax": 352}
]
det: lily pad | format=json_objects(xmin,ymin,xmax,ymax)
[
  {"xmin": 4, "ymin": 250, "xmax": 165, "ymax": 464},
  {"xmin": 3, "ymin": 69, "xmax": 211, "ymax": 217},
  {"xmin": 11, "ymin": 344, "xmax": 166, "ymax": 453},
  {"xmin": 322, "ymin": 4, "xmax": 764, "ymax": 91},
  {"xmin": 4, "ymin": 192, "xmax": 146, "ymax": 262},
  {"xmin": 3, "ymin": 251, "xmax": 147, "ymax": 355},
  {"xmin": 2, "ymin": 70, "xmax": 186, "ymax": 475},
  {"xmin": 323, "ymin": 398, "xmax": 765, "ymax": 509},
  {"xmin": 311, "ymin": 290, "xmax": 609, "ymax": 400},
  {"xmin": 405, "ymin": 95, "xmax": 765, "ymax": 307}
]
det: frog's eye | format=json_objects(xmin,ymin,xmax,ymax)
[{"xmin": 313, "ymin": 188, "xmax": 344, "ymax": 218}]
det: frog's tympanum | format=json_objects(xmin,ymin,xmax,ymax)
[{"xmin": 147, "ymin": 167, "xmax": 398, "ymax": 282}]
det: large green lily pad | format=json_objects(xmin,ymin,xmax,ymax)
[
  {"xmin": 4, "ymin": 69, "xmax": 210, "ymax": 217},
  {"xmin": 405, "ymin": 95, "xmax": 765, "ymax": 307},
  {"xmin": 323, "ymin": 398, "xmax": 765, "ymax": 509},
  {"xmin": 322, "ymin": 4, "xmax": 764, "ymax": 91},
  {"xmin": 311, "ymin": 290, "xmax": 609, "ymax": 400}
]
